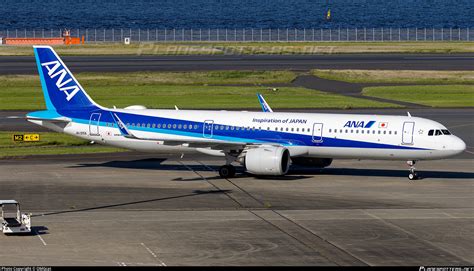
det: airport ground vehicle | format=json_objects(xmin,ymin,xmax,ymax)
[{"xmin": 1, "ymin": 200, "xmax": 31, "ymax": 234}]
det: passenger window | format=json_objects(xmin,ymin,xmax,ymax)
[
  {"xmin": 345, "ymin": 129, "xmax": 348, "ymax": 133},
  {"xmin": 194, "ymin": 125, "xmax": 198, "ymax": 129},
  {"xmin": 147, "ymin": 123, "xmax": 151, "ymax": 128},
  {"xmin": 152, "ymin": 124, "xmax": 156, "ymax": 128},
  {"xmin": 378, "ymin": 130, "xmax": 381, "ymax": 134},
  {"xmin": 389, "ymin": 131, "xmax": 392, "ymax": 135},
  {"xmin": 137, "ymin": 123, "xmax": 141, "ymax": 127},
  {"xmin": 183, "ymin": 124, "xmax": 186, "ymax": 129},
  {"xmin": 383, "ymin": 131, "xmax": 386, "ymax": 134},
  {"xmin": 231, "ymin": 126, "xmax": 235, "ymax": 130},
  {"xmin": 178, "ymin": 124, "xmax": 182, "ymax": 129},
  {"xmin": 394, "ymin": 131, "xmax": 397, "ymax": 135}
]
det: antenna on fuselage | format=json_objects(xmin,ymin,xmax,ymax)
[{"xmin": 407, "ymin": 112, "xmax": 412, "ymax": 117}]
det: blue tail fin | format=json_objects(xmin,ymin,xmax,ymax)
[{"xmin": 33, "ymin": 46, "xmax": 100, "ymax": 111}]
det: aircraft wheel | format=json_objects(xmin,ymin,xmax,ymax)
[
  {"xmin": 219, "ymin": 165, "xmax": 235, "ymax": 178},
  {"xmin": 408, "ymin": 172, "xmax": 418, "ymax": 180}
]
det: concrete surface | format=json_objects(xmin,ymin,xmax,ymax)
[{"xmin": 0, "ymin": 153, "xmax": 472, "ymax": 266}]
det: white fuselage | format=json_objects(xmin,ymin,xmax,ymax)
[{"xmin": 30, "ymin": 109, "xmax": 466, "ymax": 161}]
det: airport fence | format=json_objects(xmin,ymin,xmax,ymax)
[{"xmin": 0, "ymin": 28, "xmax": 472, "ymax": 43}]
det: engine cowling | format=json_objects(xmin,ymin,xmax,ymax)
[
  {"xmin": 291, "ymin": 157, "xmax": 333, "ymax": 168},
  {"xmin": 245, "ymin": 146, "xmax": 290, "ymax": 176}
]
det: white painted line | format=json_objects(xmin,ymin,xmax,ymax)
[
  {"xmin": 35, "ymin": 230, "xmax": 47, "ymax": 246},
  {"xmin": 141, "ymin": 243, "xmax": 166, "ymax": 266},
  {"xmin": 464, "ymin": 150, "xmax": 474, "ymax": 155}
]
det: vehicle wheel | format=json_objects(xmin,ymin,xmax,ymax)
[{"xmin": 219, "ymin": 165, "xmax": 235, "ymax": 178}]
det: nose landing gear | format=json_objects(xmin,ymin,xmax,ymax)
[{"xmin": 407, "ymin": 160, "xmax": 418, "ymax": 180}]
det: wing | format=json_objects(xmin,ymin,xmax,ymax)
[{"xmin": 257, "ymin": 93, "xmax": 273, "ymax": 113}]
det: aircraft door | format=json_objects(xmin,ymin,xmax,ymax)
[
  {"xmin": 203, "ymin": 120, "xmax": 214, "ymax": 138},
  {"xmin": 402, "ymin": 121, "xmax": 415, "ymax": 145},
  {"xmin": 312, "ymin": 123, "xmax": 323, "ymax": 143},
  {"xmin": 89, "ymin": 113, "xmax": 101, "ymax": 136}
]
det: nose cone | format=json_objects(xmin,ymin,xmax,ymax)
[{"xmin": 452, "ymin": 136, "xmax": 466, "ymax": 154}]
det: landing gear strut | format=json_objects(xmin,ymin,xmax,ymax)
[
  {"xmin": 219, "ymin": 165, "xmax": 236, "ymax": 178},
  {"xmin": 407, "ymin": 160, "xmax": 418, "ymax": 180}
]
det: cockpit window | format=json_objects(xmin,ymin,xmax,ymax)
[
  {"xmin": 428, "ymin": 130, "xmax": 434, "ymax": 136},
  {"xmin": 435, "ymin": 130, "xmax": 442, "ymax": 136},
  {"xmin": 442, "ymin": 129, "xmax": 451, "ymax": 135}
]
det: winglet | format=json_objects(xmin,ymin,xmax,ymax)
[
  {"xmin": 257, "ymin": 93, "xmax": 273, "ymax": 113},
  {"xmin": 110, "ymin": 112, "xmax": 137, "ymax": 139}
]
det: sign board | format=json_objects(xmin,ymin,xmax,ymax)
[
  {"xmin": 124, "ymin": 37, "xmax": 130, "ymax": 45},
  {"xmin": 12, "ymin": 134, "xmax": 40, "ymax": 142}
]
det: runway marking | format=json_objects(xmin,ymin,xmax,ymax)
[
  {"xmin": 117, "ymin": 262, "xmax": 127, "ymax": 266},
  {"xmin": 140, "ymin": 243, "xmax": 166, "ymax": 266},
  {"xmin": 362, "ymin": 210, "xmax": 471, "ymax": 263},
  {"xmin": 35, "ymin": 229, "xmax": 47, "ymax": 246}
]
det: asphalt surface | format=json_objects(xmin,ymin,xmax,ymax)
[
  {"xmin": 1, "ymin": 54, "xmax": 474, "ymax": 74},
  {"xmin": 0, "ymin": 153, "xmax": 472, "ymax": 265},
  {"xmin": 2, "ymin": 108, "xmax": 472, "ymax": 159}
]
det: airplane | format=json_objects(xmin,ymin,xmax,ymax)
[{"xmin": 26, "ymin": 46, "xmax": 466, "ymax": 180}]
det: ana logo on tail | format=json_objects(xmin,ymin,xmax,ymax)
[{"xmin": 41, "ymin": 60, "xmax": 80, "ymax": 101}]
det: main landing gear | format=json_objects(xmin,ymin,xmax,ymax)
[
  {"xmin": 407, "ymin": 160, "xmax": 418, "ymax": 180},
  {"xmin": 218, "ymin": 151, "xmax": 240, "ymax": 178},
  {"xmin": 219, "ymin": 165, "xmax": 236, "ymax": 178}
]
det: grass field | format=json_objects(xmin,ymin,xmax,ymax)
[
  {"xmin": 362, "ymin": 85, "xmax": 474, "ymax": 107},
  {"xmin": 0, "ymin": 70, "xmax": 297, "ymax": 87},
  {"xmin": 0, "ymin": 131, "xmax": 124, "ymax": 158},
  {"xmin": 312, "ymin": 69, "xmax": 474, "ymax": 84},
  {"xmin": 1, "ymin": 42, "xmax": 473, "ymax": 56},
  {"xmin": 0, "ymin": 85, "xmax": 399, "ymax": 110}
]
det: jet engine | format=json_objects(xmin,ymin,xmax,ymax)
[{"xmin": 244, "ymin": 146, "xmax": 290, "ymax": 175}]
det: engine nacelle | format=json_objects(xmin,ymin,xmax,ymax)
[
  {"xmin": 245, "ymin": 146, "xmax": 290, "ymax": 176},
  {"xmin": 291, "ymin": 157, "xmax": 333, "ymax": 168}
]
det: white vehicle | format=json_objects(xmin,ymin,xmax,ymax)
[
  {"xmin": 27, "ymin": 46, "xmax": 466, "ymax": 180},
  {"xmin": 1, "ymin": 200, "xmax": 31, "ymax": 234}
]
